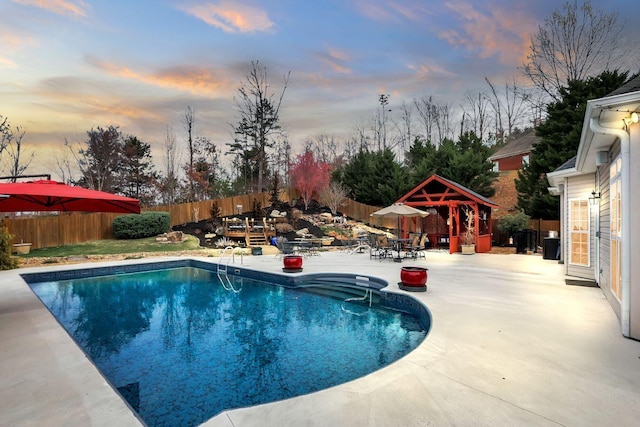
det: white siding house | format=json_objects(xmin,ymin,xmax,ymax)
[{"xmin": 547, "ymin": 76, "xmax": 640, "ymax": 340}]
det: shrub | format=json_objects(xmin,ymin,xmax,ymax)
[
  {"xmin": 0, "ymin": 226, "xmax": 19, "ymax": 270},
  {"xmin": 209, "ymin": 201, "xmax": 222, "ymax": 224},
  {"xmin": 112, "ymin": 211, "xmax": 171, "ymax": 239},
  {"xmin": 497, "ymin": 212, "xmax": 531, "ymax": 237},
  {"xmin": 251, "ymin": 198, "xmax": 263, "ymax": 219}
]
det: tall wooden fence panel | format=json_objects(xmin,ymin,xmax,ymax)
[
  {"xmin": 3, "ymin": 190, "xmax": 294, "ymax": 250},
  {"xmin": 338, "ymin": 199, "xmax": 397, "ymax": 230},
  {"xmin": 4, "ymin": 188, "xmax": 557, "ymax": 251}
]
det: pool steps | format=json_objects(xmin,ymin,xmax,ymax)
[{"xmin": 21, "ymin": 258, "xmax": 431, "ymax": 332}]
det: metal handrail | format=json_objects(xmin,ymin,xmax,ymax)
[{"xmin": 217, "ymin": 246, "xmax": 242, "ymax": 293}]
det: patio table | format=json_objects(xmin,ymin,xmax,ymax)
[{"xmin": 388, "ymin": 238, "xmax": 410, "ymax": 262}]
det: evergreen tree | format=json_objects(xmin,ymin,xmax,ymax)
[
  {"xmin": 121, "ymin": 135, "xmax": 158, "ymax": 205},
  {"xmin": 516, "ymin": 70, "xmax": 631, "ymax": 219},
  {"xmin": 442, "ymin": 132, "xmax": 497, "ymax": 197},
  {"xmin": 406, "ymin": 132, "xmax": 497, "ymax": 197},
  {"xmin": 337, "ymin": 149, "xmax": 411, "ymax": 206}
]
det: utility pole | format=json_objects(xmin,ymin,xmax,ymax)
[{"xmin": 379, "ymin": 94, "xmax": 391, "ymax": 150}]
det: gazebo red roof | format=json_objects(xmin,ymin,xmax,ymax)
[
  {"xmin": 395, "ymin": 174, "xmax": 497, "ymax": 254},
  {"xmin": 396, "ymin": 174, "xmax": 498, "ymax": 208}
]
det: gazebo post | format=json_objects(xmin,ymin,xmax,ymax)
[
  {"xmin": 474, "ymin": 204, "xmax": 479, "ymax": 251},
  {"xmin": 450, "ymin": 204, "xmax": 456, "ymax": 254},
  {"xmin": 394, "ymin": 174, "xmax": 497, "ymax": 254}
]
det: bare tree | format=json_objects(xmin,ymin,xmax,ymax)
[
  {"xmin": 5, "ymin": 126, "xmax": 33, "ymax": 180},
  {"xmin": 318, "ymin": 181, "xmax": 349, "ymax": 215},
  {"xmin": 0, "ymin": 116, "xmax": 34, "ymax": 179},
  {"xmin": 395, "ymin": 100, "xmax": 414, "ymax": 160},
  {"xmin": 183, "ymin": 106, "xmax": 196, "ymax": 201},
  {"xmin": 0, "ymin": 115, "xmax": 10, "ymax": 156},
  {"xmin": 272, "ymin": 136, "xmax": 291, "ymax": 189},
  {"xmin": 484, "ymin": 78, "xmax": 504, "ymax": 143},
  {"xmin": 525, "ymin": 88, "xmax": 549, "ymax": 127},
  {"xmin": 234, "ymin": 60, "xmax": 290, "ymax": 192},
  {"xmin": 461, "ymin": 91, "xmax": 492, "ymax": 141},
  {"xmin": 50, "ymin": 146, "xmax": 75, "ymax": 184},
  {"xmin": 162, "ymin": 126, "xmax": 181, "ymax": 204},
  {"xmin": 522, "ymin": 0, "xmax": 625, "ymax": 100},
  {"xmin": 485, "ymin": 77, "xmax": 532, "ymax": 143},
  {"xmin": 414, "ymin": 96, "xmax": 453, "ymax": 148},
  {"xmin": 351, "ymin": 119, "xmax": 372, "ymax": 153},
  {"xmin": 304, "ymin": 134, "xmax": 343, "ymax": 164},
  {"xmin": 377, "ymin": 93, "xmax": 391, "ymax": 151}
]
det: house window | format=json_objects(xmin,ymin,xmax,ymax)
[
  {"xmin": 569, "ymin": 199, "xmax": 589, "ymax": 266},
  {"xmin": 610, "ymin": 155, "xmax": 622, "ymax": 301},
  {"xmin": 492, "ymin": 161, "xmax": 499, "ymax": 172},
  {"xmin": 522, "ymin": 154, "xmax": 529, "ymax": 166}
]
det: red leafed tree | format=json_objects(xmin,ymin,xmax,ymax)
[{"xmin": 290, "ymin": 150, "xmax": 330, "ymax": 211}]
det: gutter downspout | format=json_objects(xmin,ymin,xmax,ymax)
[{"xmin": 589, "ymin": 118, "xmax": 630, "ymax": 337}]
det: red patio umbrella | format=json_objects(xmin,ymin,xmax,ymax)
[{"xmin": 0, "ymin": 180, "xmax": 140, "ymax": 214}]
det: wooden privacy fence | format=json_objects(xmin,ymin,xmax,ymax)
[
  {"xmin": 4, "ymin": 212, "xmax": 125, "ymax": 250},
  {"xmin": 4, "ymin": 191, "xmax": 293, "ymax": 250},
  {"xmin": 490, "ymin": 219, "xmax": 560, "ymax": 247},
  {"xmin": 3, "ymin": 188, "xmax": 558, "ymax": 250}
]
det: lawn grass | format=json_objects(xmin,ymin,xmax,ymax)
[{"xmin": 21, "ymin": 235, "xmax": 203, "ymax": 258}]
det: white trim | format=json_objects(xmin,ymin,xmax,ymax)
[{"xmin": 568, "ymin": 198, "xmax": 591, "ymax": 267}]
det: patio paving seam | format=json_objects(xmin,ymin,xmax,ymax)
[{"xmin": 403, "ymin": 360, "xmax": 567, "ymax": 426}]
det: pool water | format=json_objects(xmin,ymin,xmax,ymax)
[{"xmin": 30, "ymin": 267, "xmax": 427, "ymax": 427}]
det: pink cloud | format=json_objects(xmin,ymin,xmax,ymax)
[
  {"xmin": 354, "ymin": 0, "xmax": 431, "ymax": 23},
  {"xmin": 0, "ymin": 28, "xmax": 35, "ymax": 68},
  {"xmin": 178, "ymin": 1, "xmax": 274, "ymax": 33},
  {"xmin": 85, "ymin": 56, "xmax": 228, "ymax": 96},
  {"xmin": 441, "ymin": 1, "xmax": 536, "ymax": 66},
  {"xmin": 316, "ymin": 46, "xmax": 352, "ymax": 74},
  {"xmin": 11, "ymin": 0, "xmax": 89, "ymax": 18},
  {"xmin": 408, "ymin": 63, "xmax": 457, "ymax": 81}
]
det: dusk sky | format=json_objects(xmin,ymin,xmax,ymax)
[{"xmin": 1, "ymin": 0, "xmax": 639, "ymax": 177}]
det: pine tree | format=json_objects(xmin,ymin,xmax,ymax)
[{"xmin": 516, "ymin": 70, "xmax": 632, "ymax": 219}]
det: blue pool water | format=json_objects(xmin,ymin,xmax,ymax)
[{"xmin": 29, "ymin": 266, "xmax": 427, "ymax": 427}]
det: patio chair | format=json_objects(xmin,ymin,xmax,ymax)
[
  {"xmin": 412, "ymin": 234, "xmax": 427, "ymax": 259},
  {"xmin": 367, "ymin": 234, "xmax": 385, "ymax": 260},
  {"xmin": 404, "ymin": 233, "xmax": 422, "ymax": 260},
  {"xmin": 376, "ymin": 234, "xmax": 393, "ymax": 261},
  {"xmin": 274, "ymin": 237, "xmax": 296, "ymax": 258}
]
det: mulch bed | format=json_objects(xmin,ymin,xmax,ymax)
[{"xmin": 172, "ymin": 216, "xmax": 329, "ymax": 248}]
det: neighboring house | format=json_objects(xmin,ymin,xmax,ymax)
[
  {"xmin": 489, "ymin": 128, "xmax": 538, "ymax": 172},
  {"xmin": 546, "ymin": 75, "xmax": 640, "ymax": 340},
  {"xmin": 488, "ymin": 128, "xmax": 539, "ymax": 219}
]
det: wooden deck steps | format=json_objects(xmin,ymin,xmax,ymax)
[{"xmin": 248, "ymin": 232, "xmax": 269, "ymax": 246}]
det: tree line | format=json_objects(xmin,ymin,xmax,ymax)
[{"xmin": 1, "ymin": 1, "xmax": 635, "ymax": 221}]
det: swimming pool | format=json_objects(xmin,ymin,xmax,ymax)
[{"xmin": 24, "ymin": 261, "xmax": 430, "ymax": 427}]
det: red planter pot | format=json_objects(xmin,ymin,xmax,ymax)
[
  {"xmin": 399, "ymin": 266, "xmax": 428, "ymax": 292},
  {"xmin": 283, "ymin": 255, "xmax": 303, "ymax": 272}
]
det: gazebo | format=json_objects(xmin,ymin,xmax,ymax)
[{"xmin": 396, "ymin": 174, "xmax": 498, "ymax": 254}]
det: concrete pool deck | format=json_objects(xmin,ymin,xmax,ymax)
[{"xmin": 2, "ymin": 250, "xmax": 640, "ymax": 426}]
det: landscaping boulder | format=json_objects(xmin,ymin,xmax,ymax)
[{"xmin": 167, "ymin": 231, "xmax": 183, "ymax": 242}]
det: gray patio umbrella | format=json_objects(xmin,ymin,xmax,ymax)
[
  {"xmin": 371, "ymin": 203, "xmax": 429, "ymax": 260},
  {"xmin": 370, "ymin": 203, "xmax": 429, "ymax": 219},
  {"xmin": 370, "ymin": 203, "xmax": 429, "ymax": 235}
]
